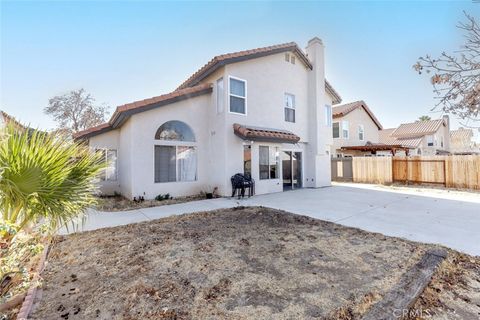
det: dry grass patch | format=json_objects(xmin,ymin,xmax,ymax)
[{"xmin": 28, "ymin": 207, "xmax": 479, "ymax": 320}]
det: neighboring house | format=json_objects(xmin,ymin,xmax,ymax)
[
  {"xmin": 0, "ymin": 110, "xmax": 25, "ymax": 130},
  {"xmin": 450, "ymin": 128, "xmax": 479, "ymax": 154},
  {"xmin": 75, "ymin": 38, "xmax": 342, "ymax": 199},
  {"xmin": 331, "ymin": 100, "xmax": 383, "ymax": 157},
  {"xmin": 379, "ymin": 116, "xmax": 451, "ymax": 156}
]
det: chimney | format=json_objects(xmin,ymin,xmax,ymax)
[{"xmin": 305, "ymin": 37, "xmax": 331, "ymax": 187}]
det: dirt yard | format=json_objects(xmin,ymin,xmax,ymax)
[
  {"xmin": 29, "ymin": 207, "xmax": 480, "ymax": 320},
  {"xmin": 94, "ymin": 194, "xmax": 206, "ymax": 212}
]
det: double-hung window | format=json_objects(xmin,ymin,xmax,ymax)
[
  {"xmin": 358, "ymin": 125, "xmax": 364, "ymax": 141},
  {"xmin": 229, "ymin": 77, "xmax": 246, "ymax": 114},
  {"xmin": 284, "ymin": 93, "xmax": 295, "ymax": 123},
  {"xmin": 259, "ymin": 146, "xmax": 279, "ymax": 180},
  {"xmin": 342, "ymin": 121, "xmax": 349, "ymax": 139},
  {"xmin": 332, "ymin": 122, "xmax": 340, "ymax": 138},
  {"xmin": 96, "ymin": 149, "xmax": 117, "ymax": 181}
]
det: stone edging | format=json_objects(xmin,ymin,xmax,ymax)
[
  {"xmin": 16, "ymin": 243, "xmax": 50, "ymax": 320},
  {"xmin": 362, "ymin": 248, "xmax": 448, "ymax": 320}
]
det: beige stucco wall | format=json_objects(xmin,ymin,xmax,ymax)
[
  {"xmin": 332, "ymin": 107, "xmax": 380, "ymax": 156},
  {"xmin": 89, "ymin": 129, "xmax": 122, "ymax": 196}
]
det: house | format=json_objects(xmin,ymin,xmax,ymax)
[
  {"xmin": 379, "ymin": 116, "xmax": 451, "ymax": 155},
  {"xmin": 75, "ymin": 38, "xmax": 342, "ymax": 199},
  {"xmin": 330, "ymin": 100, "xmax": 383, "ymax": 157},
  {"xmin": 450, "ymin": 128, "xmax": 479, "ymax": 154},
  {"xmin": 0, "ymin": 110, "xmax": 25, "ymax": 130}
]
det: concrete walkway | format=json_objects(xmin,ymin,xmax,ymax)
[{"xmin": 68, "ymin": 183, "xmax": 480, "ymax": 256}]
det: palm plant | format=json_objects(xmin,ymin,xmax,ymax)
[
  {"xmin": 0, "ymin": 124, "xmax": 105, "ymax": 241},
  {"xmin": 417, "ymin": 115, "xmax": 432, "ymax": 122}
]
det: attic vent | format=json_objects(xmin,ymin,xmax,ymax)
[
  {"xmin": 291, "ymin": 55, "xmax": 295, "ymax": 64},
  {"xmin": 285, "ymin": 53, "xmax": 290, "ymax": 62}
]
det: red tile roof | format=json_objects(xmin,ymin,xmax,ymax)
[
  {"xmin": 176, "ymin": 42, "xmax": 342, "ymax": 105},
  {"xmin": 379, "ymin": 128, "xmax": 423, "ymax": 148},
  {"xmin": 332, "ymin": 100, "xmax": 383, "ymax": 130},
  {"xmin": 391, "ymin": 119, "xmax": 445, "ymax": 138},
  {"xmin": 76, "ymin": 41, "xmax": 342, "ymax": 140},
  {"xmin": 233, "ymin": 123, "xmax": 300, "ymax": 144},
  {"xmin": 1, "ymin": 110, "xmax": 25, "ymax": 130},
  {"xmin": 450, "ymin": 128, "xmax": 474, "ymax": 141},
  {"xmin": 74, "ymin": 83, "xmax": 213, "ymax": 139}
]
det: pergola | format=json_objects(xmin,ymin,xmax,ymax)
[{"xmin": 340, "ymin": 144, "xmax": 411, "ymax": 156}]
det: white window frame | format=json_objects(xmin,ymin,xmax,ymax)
[
  {"xmin": 153, "ymin": 141, "xmax": 197, "ymax": 183},
  {"xmin": 96, "ymin": 148, "xmax": 117, "ymax": 182},
  {"xmin": 358, "ymin": 124, "xmax": 365, "ymax": 141},
  {"xmin": 342, "ymin": 120, "xmax": 349, "ymax": 139},
  {"xmin": 332, "ymin": 122, "xmax": 340, "ymax": 139},
  {"xmin": 427, "ymin": 135, "xmax": 434, "ymax": 147},
  {"xmin": 228, "ymin": 75, "xmax": 247, "ymax": 115},
  {"xmin": 284, "ymin": 93, "xmax": 295, "ymax": 123},
  {"xmin": 325, "ymin": 105, "xmax": 332, "ymax": 126},
  {"xmin": 259, "ymin": 145, "xmax": 279, "ymax": 180},
  {"xmin": 216, "ymin": 77, "xmax": 224, "ymax": 114}
]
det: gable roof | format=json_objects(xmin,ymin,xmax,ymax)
[
  {"xmin": 74, "ymin": 83, "xmax": 213, "ymax": 139},
  {"xmin": 391, "ymin": 119, "xmax": 445, "ymax": 138},
  {"xmin": 332, "ymin": 100, "xmax": 383, "ymax": 130},
  {"xmin": 75, "ymin": 40, "xmax": 342, "ymax": 140},
  {"xmin": 176, "ymin": 42, "xmax": 342, "ymax": 105}
]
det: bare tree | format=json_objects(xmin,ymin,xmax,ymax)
[
  {"xmin": 413, "ymin": 12, "xmax": 480, "ymax": 126},
  {"xmin": 45, "ymin": 89, "xmax": 109, "ymax": 134},
  {"xmin": 417, "ymin": 115, "xmax": 432, "ymax": 122}
]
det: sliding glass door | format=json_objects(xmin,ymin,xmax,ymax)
[{"xmin": 282, "ymin": 151, "xmax": 302, "ymax": 190}]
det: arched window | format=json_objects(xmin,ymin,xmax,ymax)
[
  {"xmin": 154, "ymin": 121, "xmax": 197, "ymax": 183},
  {"xmin": 155, "ymin": 120, "xmax": 195, "ymax": 142}
]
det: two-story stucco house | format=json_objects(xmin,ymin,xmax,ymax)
[
  {"xmin": 379, "ymin": 116, "xmax": 451, "ymax": 156},
  {"xmin": 330, "ymin": 101, "xmax": 383, "ymax": 157},
  {"xmin": 75, "ymin": 38, "xmax": 342, "ymax": 199}
]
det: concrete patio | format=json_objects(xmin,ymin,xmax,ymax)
[{"xmin": 68, "ymin": 183, "xmax": 480, "ymax": 256}]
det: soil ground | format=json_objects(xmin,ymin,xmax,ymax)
[
  {"xmin": 94, "ymin": 194, "xmax": 207, "ymax": 212},
  {"xmin": 29, "ymin": 207, "xmax": 480, "ymax": 320}
]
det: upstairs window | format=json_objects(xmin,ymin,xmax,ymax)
[
  {"xmin": 229, "ymin": 77, "xmax": 246, "ymax": 114},
  {"xmin": 284, "ymin": 93, "xmax": 295, "ymax": 123},
  {"xmin": 427, "ymin": 135, "xmax": 434, "ymax": 147},
  {"xmin": 325, "ymin": 105, "xmax": 332, "ymax": 126},
  {"xmin": 342, "ymin": 121, "xmax": 349, "ymax": 139},
  {"xmin": 216, "ymin": 78, "xmax": 224, "ymax": 114},
  {"xmin": 332, "ymin": 122, "xmax": 340, "ymax": 138},
  {"xmin": 358, "ymin": 125, "xmax": 365, "ymax": 141}
]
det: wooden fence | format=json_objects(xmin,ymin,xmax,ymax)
[
  {"xmin": 352, "ymin": 156, "xmax": 392, "ymax": 184},
  {"xmin": 350, "ymin": 155, "xmax": 480, "ymax": 190}
]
